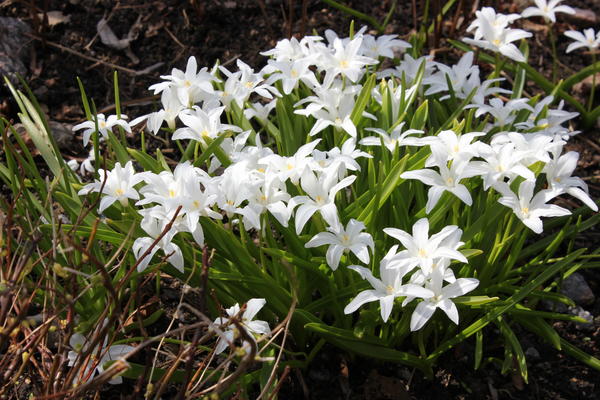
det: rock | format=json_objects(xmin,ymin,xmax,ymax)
[
  {"xmin": 560, "ymin": 272, "xmax": 595, "ymax": 306},
  {"xmin": 525, "ymin": 347, "xmax": 540, "ymax": 360},
  {"xmin": 540, "ymin": 299, "xmax": 568, "ymax": 313},
  {"xmin": 568, "ymin": 306, "xmax": 594, "ymax": 331},
  {"xmin": 48, "ymin": 121, "xmax": 75, "ymax": 150},
  {"xmin": 0, "ymin": 17, "xmax": 32, "ymax": 85}
]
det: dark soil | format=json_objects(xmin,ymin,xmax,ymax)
[{"xmin": 1, "ymin": 1, "xmax": 599, "ymax": 399}]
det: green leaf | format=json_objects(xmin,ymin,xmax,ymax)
[
  {"xmin": 497, "ymin": 317, "xmax": 528, "ymax": 383},
  {"xmin": 513, "ymin": 315, "xmax": 561, "ymax": 350},
  {"xmin": 428, "ymin": 249, "xmax": 585, "ymax": 361},
  {"xmin": 193, "ymin": 132, "xmax": 229, "ymax": 168},
  {"xmin": 453, "ymin": 296, "xmax": 499, "ymax": 306},
  {"xmin": 128, "ymin": 148, "xmax": 164, "ymax": 173},
  {"xmin": 356, "ymin": 154, "xmax": 409, "ymax": 224},
  {"xmin": 410, "ymin": 100, "xmax": 429, "ymax": 130},
  {"xmin": 305, "ymin": 322, "xmax": 432, "ymax": 375},
  {"xmin": 560, "ymin": 338, "xmax": 600, "ymax": 371},
  {"xmin": 351, "ymin": 73, "xmax": 376, "ymax": 125},
  {"xmin": 474, "ymin": 330, "xmax": 483, "ymax": 370}
]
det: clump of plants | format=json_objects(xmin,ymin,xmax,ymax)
[{"xmin": 1, "ymin": 1, "xmax": 599, "ymax": 398}]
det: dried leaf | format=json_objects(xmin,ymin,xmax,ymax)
[
  {"xmin": 97, "ymin": 17, "xmax": 131, "ymax": 50},
  {"xmin": 38, "ymin": 11, "xmax": 71, "ymax": 27}
]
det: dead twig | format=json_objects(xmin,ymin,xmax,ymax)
[{"xmin": 25, "ymin": 32, "xmax": 164, "ymax": 76}]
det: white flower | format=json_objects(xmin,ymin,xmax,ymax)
[
  {"xmin": 78, "ymin": 161, "xmax": 143, "ymax": 213},
  {"xmin": 305, "ymin": 219, "xmax": 374, "ymax": 270},
  {"xmin": 261, "ymin": 139, "xmax": 321, "ymax": 185},
  {"xmin": 344, "ymin": 246, "xmax": 434, "ymax": 322},
  {"xmin": 360, "ymin": 34, "xmax": 411, "ymax": 59},
  {"xmin": 564, "ymin": 28, "xmax": 600, "ymax": 53},
  {"xmin": 463, "ymin": 7, "xmax": 532, "ymax": 62},
  {"xmin": 496, "ymin": 180, "xmax": 571, "ymax": 233},
  {"xmin": 243, "ymin": 100, "xmax": 277, "ymax": 124},
  {"xmin": 424, "ymin": 52, "xmax": 511, "ymax": 102},
  {"xmin": 319, "ymin": 36, "xmax": 378, "ymax": 87},
  {"xmin": 383, "ymin": 218, "xmax": 468, "ymax": 275},
  {"xmin": 521, "ymin": 0, "xmax": 575, "ymax": 23},
  {"xmin": 544, "ymin": 151, "xmax": 598, "ymax": 211},
  {"xmin": 294, "ymin": 82, "xmax": 361, "ymax": 138},
  {"xmin": 132, "ymin": 212, "xmax": 184, "ymax": 273},
  {"xmin": 267, "ymin": 58, "xmax": 319, "ymax": 94},
  {"xmin": 324, "ymin": 138, "xmax": 372, "ymax": 178},
  {"xmin": 424, "ymin": 129, "xmax": 484, "ymax": 166},
  {"xmin": 217, "ymin": 60, "xmax": 279, "ymax": 109},
  {"xmin": 173, "ymin": 106, "xmax": 241, "ymax": 144},
  {"xmin": 400, "ymin": 148, "xmax": 481, "ymax": 213},
  {"xmin": 410, "ymin": 266, "xmax": 479, "ymax": 331},
  {"xmin": 378, "ymin": 54, "xmax": 435, "ymax": 84},
  {"xmin": 474, "ymin": 97, "xmax": 534, "ymax": 128},
  {"xmin": 241, "ymin": 176, "xmax": 292, "ymax": 229},
  {"xmin": 289, "ymin": 166, "xmax": 356, "ymax": 234},
  {"xmin": 72, "ymin": 113, "xmax": 131, "ymax": 147},
  {"xmin": 470, "ymin": 142, "xmax": 535, "ymax": 190},
  {"xmin": 68, "ymin": 330, "xmax": 135, "ymax": 385},
  {"xmin": 213, "ymin": 298, "xmax": 271, "ymax": 354},
  {"xmin": 130, "ymin": 88, "xmax": 185, "ymax": 134},
  {"xmin": 360, "ymin": 123, "xmax": 430, "ymax": 153},
  {"xmin": 148, "ymin": 56, "xmax": 217, "ymax": 107}
]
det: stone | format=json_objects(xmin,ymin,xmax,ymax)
[
  {"xmin": 525, "ymin": 347, "xmax": 540, "ymax": 359},
  {"xmin": 0, "ymin": 17, "xmax": 32, "ymax": 86},
  {"xmin": 568, "ymin": 306, "xmax": 594, "ymax": 332},
  {"xmin": 48, "ymin": 121, "xmax": 75, "ymax": 150},
  {"xmin": 560, "ymin": 272, "xmax": 595, "ymax": 306}
]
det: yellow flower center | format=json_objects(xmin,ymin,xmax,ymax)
[
  {"xmin": 339, "ymin": 60, "xmax": 349, "ymax": 69},
  {"xmin": 115, "ymin": 188, "xmax": 124, "ymax": 196},
  {"xmin": 341, "ymin": 234, "xmax": 350, "ymax": 245}
]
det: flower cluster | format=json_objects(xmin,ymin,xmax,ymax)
[{"xmin": 74, "ymin": 9, "xmax": 596, "ymax": 343}]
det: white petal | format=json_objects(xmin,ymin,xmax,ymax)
[
  {"xmin": 305, "ymin": 232, "xmax": 337, "ymax": 248},
  {"xmin": 438, "ymin": 299, "xmax": 459, "ymax": 325},
  {"xmin": 379, "ymin": 295, "xmax": 396, "ymax": 322},
  {"xmin": 443, "ymin": 277, "xmax": 479, "ymax": 298},
  {"xmin": 343, "ymin": 290, "xmax": 381, "ymax": 314},
  {"xmin": 410, "ymin": 301, "xmax": 436, "ymax": 331},
  {"xmin": 294, "ymin": 203, "xmax": 318, "ymax": 234},
  {"xmin": 326, "ymin": 244, "xmax": 345, "ymax": 270},
  {"xmin": 244, "ymin": 298, "xmax": 266, "ymax": 321}
]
